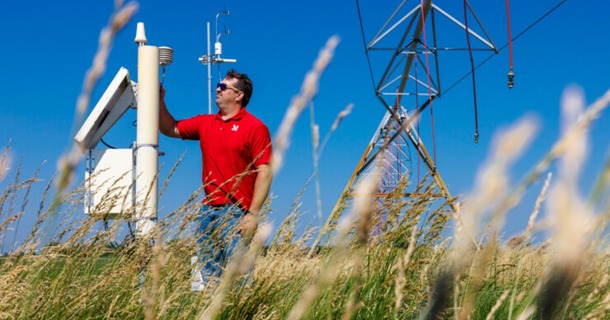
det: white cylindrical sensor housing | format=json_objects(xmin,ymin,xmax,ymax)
[{"xmin": 135, "ymin": 45, "xmax": 159, "ymax": 238}]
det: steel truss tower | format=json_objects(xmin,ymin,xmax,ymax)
[{"xmin": 314, "ymin": 0, "xmax": 498, "ymax": 247}]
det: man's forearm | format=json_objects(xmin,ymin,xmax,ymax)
[
  {"xmin": 160, "ymin": 103, "xmax": 179, "ymax": 137},
  {"xmin": 248, "ymin": 164, "xmax": 272, "ymax": 214},
  {"xmin": 159, "ymin": 87, "xmax": 181, "ymax": 138}
]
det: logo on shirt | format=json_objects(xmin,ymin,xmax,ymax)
[{"xmin": 231, "ymin": 124, "xmax": 239, "ymax": 132}]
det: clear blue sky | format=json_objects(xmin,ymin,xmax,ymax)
[{"xmin": 2, "ymin": 0, "xmax": 609, "ymax": 250}]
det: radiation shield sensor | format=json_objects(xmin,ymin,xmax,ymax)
[{"xmin": 74, "ymin": 67, "xmax": 137, "ymax": 150}]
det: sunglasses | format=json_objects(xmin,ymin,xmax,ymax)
[{"xmin": 217, "ymin": 82, "xmax": 241, "ymax": 93}]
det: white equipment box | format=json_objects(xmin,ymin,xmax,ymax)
[{"xmin": 85, "ymin": 149, "xmax": 134, "ymax": 216}]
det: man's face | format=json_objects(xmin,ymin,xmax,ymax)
[{"xmin": 215, "ymin": 77, "xmax": 242, "ymax": 109}]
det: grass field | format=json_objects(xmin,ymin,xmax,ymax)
[
  {"xmin": 2, "ymin": 2, "xmax": 610, "ymax": 319},
  {"xmin": 1, "ymin": 158, "xmax": 610, "ymax": 320}
]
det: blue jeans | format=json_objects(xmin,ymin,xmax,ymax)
[{"xmin": 195, "ymin": 204, "xmax": 244, "ymax": 284}]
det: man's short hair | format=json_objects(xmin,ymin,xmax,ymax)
[{"xmin": 226, "ymin": 69, "xmax": 253, "ymax": 107}]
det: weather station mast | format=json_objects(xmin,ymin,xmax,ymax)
[
  {"xmin": 199, "ymin": 9, "xmax": 237, "ymax": 114},
  {"xmin": 74, "ymin": 22, "xmax": 174, "ymax": 239},
  {"xmin": 73, "ymin": 7, "xmax": 240, "ymax": 243}
]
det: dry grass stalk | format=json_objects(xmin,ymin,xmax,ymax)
[
  {"xmin": 474, "ymin": 116, "xmax": 539, "ymax": 247},
  {"xmin": 56, "ymin": 1, "xmax": 138, "ymax": 196},
  {"xmin": 461, "ymin": 118, "xmax": 538, "ymax": 317},
  {"xmin": 395, "ymin": 224, "xmax": 418, "ymax": 311},
  {"xmin": 309, "ymin": 103, "xmax": 324, "ymax": 230},
  {"xmin": 269, "ymin": 195, "xmax": 318, "ymax": 259},
  {"xmin": 515, "ymin": 306, "xmax": 536, "ymax": 320},
  {"xmin": 494, "ymin": 87, "xmax": 610, "ymax": 237},
  {"xmin": 586, "ymin": 273, "xmax": 609, "ymax": 306},
  {"xmin": 142, "ymin": 228, "xmax": 167, "ymax": 320},
  {"xmin": 256, "ymin": 251, "xmax": 321, "ymax": 284},
  {"xmin": 17, "ymin": 172, "xmax": 55, "ymax": 254},
  {"xmin": 485, "ymin": 289, "xmax": 509, "ymax": 320},
  {"xmin": 522, "ymin": 172, "xmax": 552, "ymax": 246},
  {"xmin": 538, "ymin": 86, "xmax": 596, "ymax": 318},
  {"xmin": 459, "ymin": 237, "xmax": 500, "ymax": 320},
  {"xmin": 287, "ymin": 165, "xmax": 379, "ymax": 320},
  {"xmin": 309, "ymin": 102, "xmax": 354, "ymax": 239},
  {"xmin": 199, "ymin": 223, "xmax": 273, "ymax": 320},
  {"xmin": 0, "ymin": 145, "xmax": 10, "ymax": 183},
  {"xmin": 272, "ymin": 35, "xmax": 340, "ymax": 175},
  {"xmin": 420, "ymin": 238, "xmax": 449, "ymax": 297},
  {"xmin": 317, "ymin": 103, "xmax": 354, "ymax": 158},
  {"xmin": 341, "ymin": 170, "xmax": 380, "ymax": 320},
  {"xmin": 0, "ymin": 159, "xmax": 23, "ymax": 234},
  {"xmin": 590, "ymin": 151, "xmax": 610, "ymax": 206},
  {"xmin": 419, "ymin": 116, "xmax": 538, "ymax": 320},
  {"xmin": 159, "ymin": 151, "xmax": 185, "ymax": 199}
]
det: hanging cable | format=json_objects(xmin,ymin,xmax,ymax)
[
  {"xmin": 355, "ymin": 0, "xmax": 378, "ymax": 92},
  {"xmin": 414, "ymin": 60, "xmax": 421, "ymax": 183},
  {"xmin": 464, "ymin": 0, "xmax": 480, "ymax": 144},
  {"xmin": 506, "ymin": 0, "xmax": 515, "ymax": 88},
  {"xmin": 444, "ymin": 0, "xmax": 568, "ymax": 96},
  {"xmin": 419, "ymin": 0, "xmax": 437, "ymax": 163},
  {"xmin": 101, "ymin": 138, "xmax": 118, "ymax": 149}
]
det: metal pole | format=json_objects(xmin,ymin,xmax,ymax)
[
  {"xmin": 207, "ymin": 22, "xmax": 212, "ymax": 114},
  {"xmin": 135, "ymin": 44, "xmax": 159, "ymax": 238}
]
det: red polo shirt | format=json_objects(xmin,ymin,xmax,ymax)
[{"xmin": 176, "ymin": 108, "xmax": 272, "ymax": 210}]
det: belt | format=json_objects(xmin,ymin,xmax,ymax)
[{"xmin": 207, "ymin": 203, "xmax": 247, "ymax": 214}]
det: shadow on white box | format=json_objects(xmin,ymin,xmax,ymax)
[{"xmin": 84, "ymin": 149, "xmax": 135, "ymax": 218}]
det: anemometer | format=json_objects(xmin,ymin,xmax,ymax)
[{"xmin": 199, "ymin": 9, "xmax": 237, "ymax": 114}]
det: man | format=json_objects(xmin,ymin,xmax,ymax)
[{"xmin": 159, "ymin": 69, "xmax": 273, "ymax": 290}]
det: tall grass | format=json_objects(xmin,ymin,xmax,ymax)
[{"xmin": 2, "ymin": 2, "xmax": 610, "ymax": 319}]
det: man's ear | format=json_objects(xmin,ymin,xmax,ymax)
[{"xmin": 235, "ymin": 91, "xmax": 244, "ymax": 103}]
